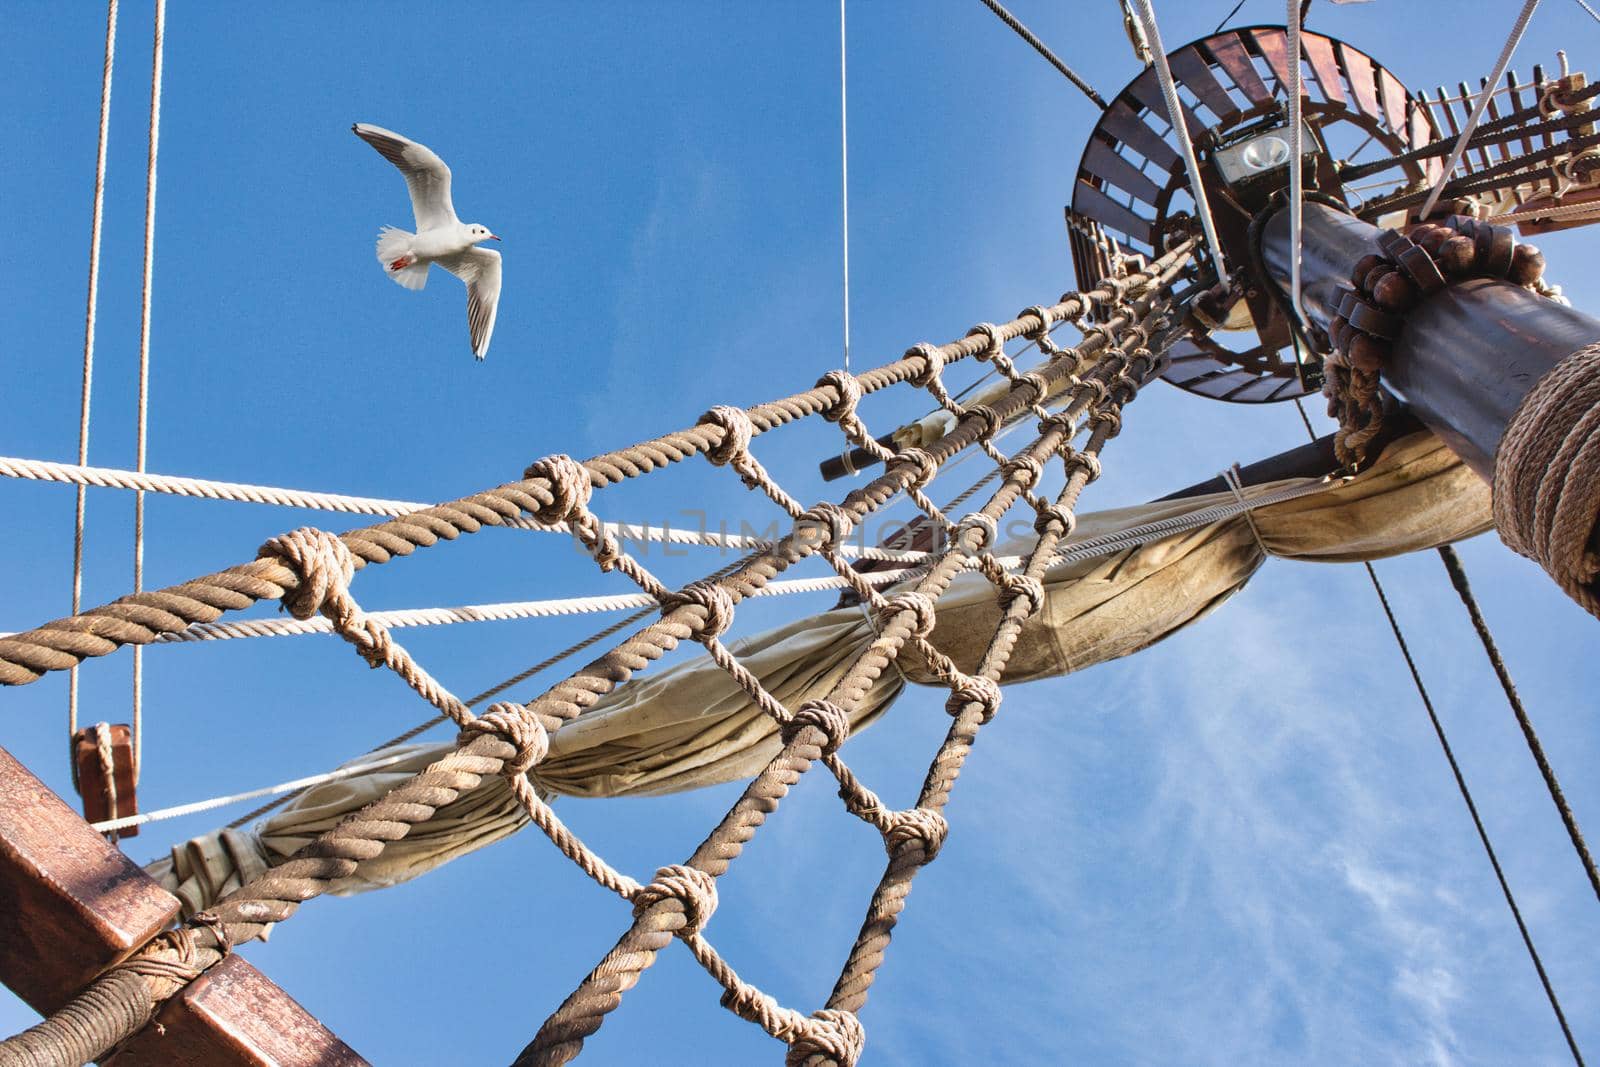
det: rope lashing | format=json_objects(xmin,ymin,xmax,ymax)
[
  {"xmin": 1000, "ymin": 573, "xmax": 1046, "ymax": 617},
  {"xmin": 783, "ymin": 699, "xmax": 853, "ymax": 755},
  {"xmin": 784, "ymin": 1008, "xmax": 866, "ymax": 1067},
  {"xmin": 881, "ymin": 807, "xmax": 948, "ymax": 862},
  {"xmin": 659, "ymin": 581, "xmax": 738, "ymax": 641},
  {"xmin": 697, "ymin": 405, "xmax": 756, "ymax": 468},
  {"xmin": 459, "ymin": 701, "xmax": 551, "ymax": 776},
  {"xmin": 632, "ymin": 865, "xmax": 719, "ymax": 936},
  {"xmin": 257, "ymin": 527, "xmax": 358, "ymax": 623},
  {"xmin": 522, "ymin": 453, "xmax": 595, "ymax": 524},
  {"xmin": 946, "ymin": 672, "xmax": 1002, "ymax": 723},
  {"xmin": 1493, "ymin": 341, "xmax": 1600, "ymax": 618},
  {"xmin": 816, "ymin": 368, "xmax": 864, "ymax": 422},
  {"xmin": 876, "ymin": 591, "xmax": 936, "ymax": 637}
]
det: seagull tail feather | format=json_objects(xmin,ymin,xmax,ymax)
[{"xmin": 376, "ymin": 226, "xmax": 428, "ymax": 290}]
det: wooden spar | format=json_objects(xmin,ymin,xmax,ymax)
[
  {"xmin": 1260, "ymin": 202, "xmax": 1600, "ymax": 479},
  {"xmin": 0, "ymin": 744, "xmax": 365, "ymax": 1065}
]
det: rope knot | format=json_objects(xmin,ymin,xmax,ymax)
[
  {"xmin": 946, "ymin": 673, "xmax": 1002, "ymax": 723},
  {"xmin": 1019, "ymin": 304, "xmax": 1056, "ymax": 340},
  {"xmin": 1002, "ymin": 454, "xmax": 1044, "ymax": 490},
  {"xmin": 632, "ymin": 864, "xmax": 718, "ymax": 936},
  {"xmin": 1091, "ymin": 406, "xmax": 1124, "ymax": 438},
  {"xmin": 816, "ymin": 369, "xmax": 863, "ymax": 423},
  {"xmin": 798, "ymin": 502, "xmax": 855, "ymax": 552},
  {"xmin": 1017, "ymin": 370, "xmax": 1051, "ymax": 402},
  {"xmin": 785, "ymin": 1009, "xmax": 866, "ymax": 1067},
  {"xmin": 878, "ymin": 591, "xmax": 936, "ymax": 638},
  {"xmin": 883, "ymin": 807, "xmax": 949, "ymax": 862},
  {"xmin": 1061, "ymin": 447, "xmax": 1103, "ymax": 484},
  {"xmin": 258, "ymin": 527, "xmax": 357, "ymax": 622},
  {"xmin": 1037, "ymin": 410, "xmax": 1079, "ymax": 438},
  {"xmin": 697, "ymin": 405, "xmax": 755, "ymax": 467},
  {"xmin": 784, "ymin": 699, "xmax": 852, "ymax": 755},
  {"xmin": 955, "ymin": 513, "xmax": 998, "ymax": 551},
  {"xmin": 965, "ymin": 322, "xmax": 1006, "ymax": 359},
  {"xmin": 1034, "ymin": 502, "xmax": 1077, "ymax": 538},
  {"xmin": 522, "ymin": 454, "xmax": 595, "ymax": 524},
  {"xmin": 890, "ymin": 447, "xmax": 938, "ymax": 490},
  {"xmin": 460, "ymin": 701, "xmax": 550, "ymax": 775},
  {"xmin": 1000, "ymin": 573, "xmax": 1046, "ymax": 617},
  {"xmin": 966, "ymin": 404, "xmax": 1002, "ymax": 440},
  {"xmin": 660, "ymin": 581, "xmax": 736, "ymax": 640},
  {"xmin": 906, "ymin": 343, "xmax": 946, "ymax": 388}
]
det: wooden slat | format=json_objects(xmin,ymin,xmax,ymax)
[
  {"xmin": 1072, "ymin": 180, "xmax": 1154, "ymax": 245},
  {"xmin": 1378, "ymin": 69, "xmax": 1409, "ymax": 135},
  {"xmin": 1169, "ymin": 46, "xmax": 1239, "ymax": 124},
  {"xmin": 1099, "ymin": 100, "xmax": 1180, "ymax": 169},
  {"xmin": 1339, "ymin": 42, "xmax": 1384, "ymax": 122},
  {"xmin": 1082, "ymin": 137, "xmax": 1164, "ymax": 205},
  {"xmin": 0, "ymin": 744, "xmax": 181, "ymax": 1015},
  {"xmin": 1252, "ymin": 28, "xmax": 1294, "ymax": 95},
  {"xmin": 1208, "ymin": 33, "xmax": 1271, "ymax": 106},
  {"xmin": 1303, "ymin": 34, "xmax": 1346, "ymax": 105},
  {"xmin": 1411, "ymin": 100, "xmax": 1444, "ymax": 184},
  {"xmin": 107, "ymin": 956, "xmax": 368, "ymax": 1067},
  {"xmin": 1126, "ymin": 70, "xmax": 1206, "ymax": 138}
]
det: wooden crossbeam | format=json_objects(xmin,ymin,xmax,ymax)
[{"xmin": 0, "ymin": 744, "xmax": 366, "ymax": 1064}]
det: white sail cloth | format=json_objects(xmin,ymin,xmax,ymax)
[{"xmin": 148, "ymin": 431, "xmax": 1490, "ymax": 915}]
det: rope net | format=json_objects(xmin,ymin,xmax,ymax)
[{"xmin": 0, "ymin": 240, "xmax": 1194, "ymax": 1066}]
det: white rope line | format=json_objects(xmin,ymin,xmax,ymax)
[
  {"xmin": 69, "ymin": 0, "xmax": 119, "ymax": 748},
  {"xmin": 90, "ymin": 751, "xmax": 416, "ymax": 833},
  {"xmin": 1488, "ymin": 198, "xmax": 1600, "ymax": 224},
  {"xmin": 12, "ymin": 475, "xmax": 1342, "ymax": 647},
  {"xmin": 131, "ymin": 0, "xmax": 166, "ymax": 783},
  {"xmin": 840, "ymin": 0, "xmax": 852, "ymax": 374},
  {"xmin": 1420, "ymin": 0, "xmax": 1543, "ymax": 222},
  {"xmin": 1286, "ymin": 0, "xmax": 1307, "ymax": 328},
  {"xmin": 1128, "ymin": 0, "xmax": 1229, "ymax": 279},
  {"xmin": 0, "ymin": 454, "xmax": 928, "ymax": 563}
]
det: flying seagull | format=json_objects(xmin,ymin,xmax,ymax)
[{"xmin": 352, "ymin": 122, "xmax": 502, "ymax": 360}]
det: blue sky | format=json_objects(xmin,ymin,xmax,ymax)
[{"xmin": 2, "ymin": 1, "xmax": 1599, "ymax": 1063}]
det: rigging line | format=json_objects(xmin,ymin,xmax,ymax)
[
  {"xmin": 976, "ymin": 0, "xmax": 1108, "ymax": 109},
  {"xmin": 131, "ymin": 0, "xmax": 166, "ymax": 784},
  {"xmin": 1419, "ymin": 0, "xmax": 1543, "ymax": 222},
  {"xmin": 1286, "ymin": 0, "xmax": 1307, "ymax": 327},
  {"xmin": 69, "ymin": 0, "xmax": 119, "ymax": 757},
  {"xmin": 0, "ymin": 455, "xmax": 931, "ymax": 561},
  {"xmin": 1362, "ymin": 561, "xmax": 1585, "ymax": 1066},
  {"xmin": 1575, "ymin": 0, "xmax": 1600, "ymax": 25},
  {"xmin": 840, "ymin": 0, "xmax": 851, "ymax": 374},
  {"xmin": 1128, "ymin": 0, "xmax": 1230, "ymax": 281},
  {"xmin": 1212, "ymin": 0, "xmax": 1248, "ymax": 35},
  {"xmin": 1287, "ymin": 398, "xmax": 1583, "ymax": 1058},
  {"xmin": 1436, "ymin": 544, "xmax": 1600, "ymax": 903},
  {"xmin": 91, "ymin": 752, "xmax": 417, "ymax": 833},
  {"xmin": 68, "ymin": 476, "xmax": 1347, "ymax": 647}
]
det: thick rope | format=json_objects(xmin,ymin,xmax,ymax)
[
  {"xmin": 1362, "ymin": 561, "xmax": 1584, "ymax": 1066},
  {"xmin": 1436, "ymin": 545, "xmax": 1600, "ymax": 902},
  {"xmin": 1492, "ymin": 341, "xmax": 1600, "ymax": 619},
  {"xmin": 0, "ymin": 242, "xmax": 1189, "ymax": 688},
  {"xmin": 129, "ymin": 0, "xmax": 166, "ymax": 783},
  {"xmin": 67, "ymin": 0, "xmax": 119, "ymax": 756}
]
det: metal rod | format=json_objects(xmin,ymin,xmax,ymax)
[
  {"xmin": 1128, "ymin": 0, "xmax": 1229, "ymax": 280},
  {"xmin": 1419, "ymin": 0, "xmax": 1542, "ymax": 221}
]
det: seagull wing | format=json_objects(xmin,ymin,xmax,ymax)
[
  {"xmin": 439, "ymin": 246, "xmax": 502, "ymax": 360},
  {"xmin": 352, "ymin": 123, "xmax": 458, "ymax": 231}
]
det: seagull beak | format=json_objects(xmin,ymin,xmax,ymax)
[{"xmin": 488, "ymin": 234, "xmax": 502, "ymax": 241}]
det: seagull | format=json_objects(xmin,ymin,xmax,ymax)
[{"xmin": 352, "ymin": 122, "xmax": 502, "ymax": 360}]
